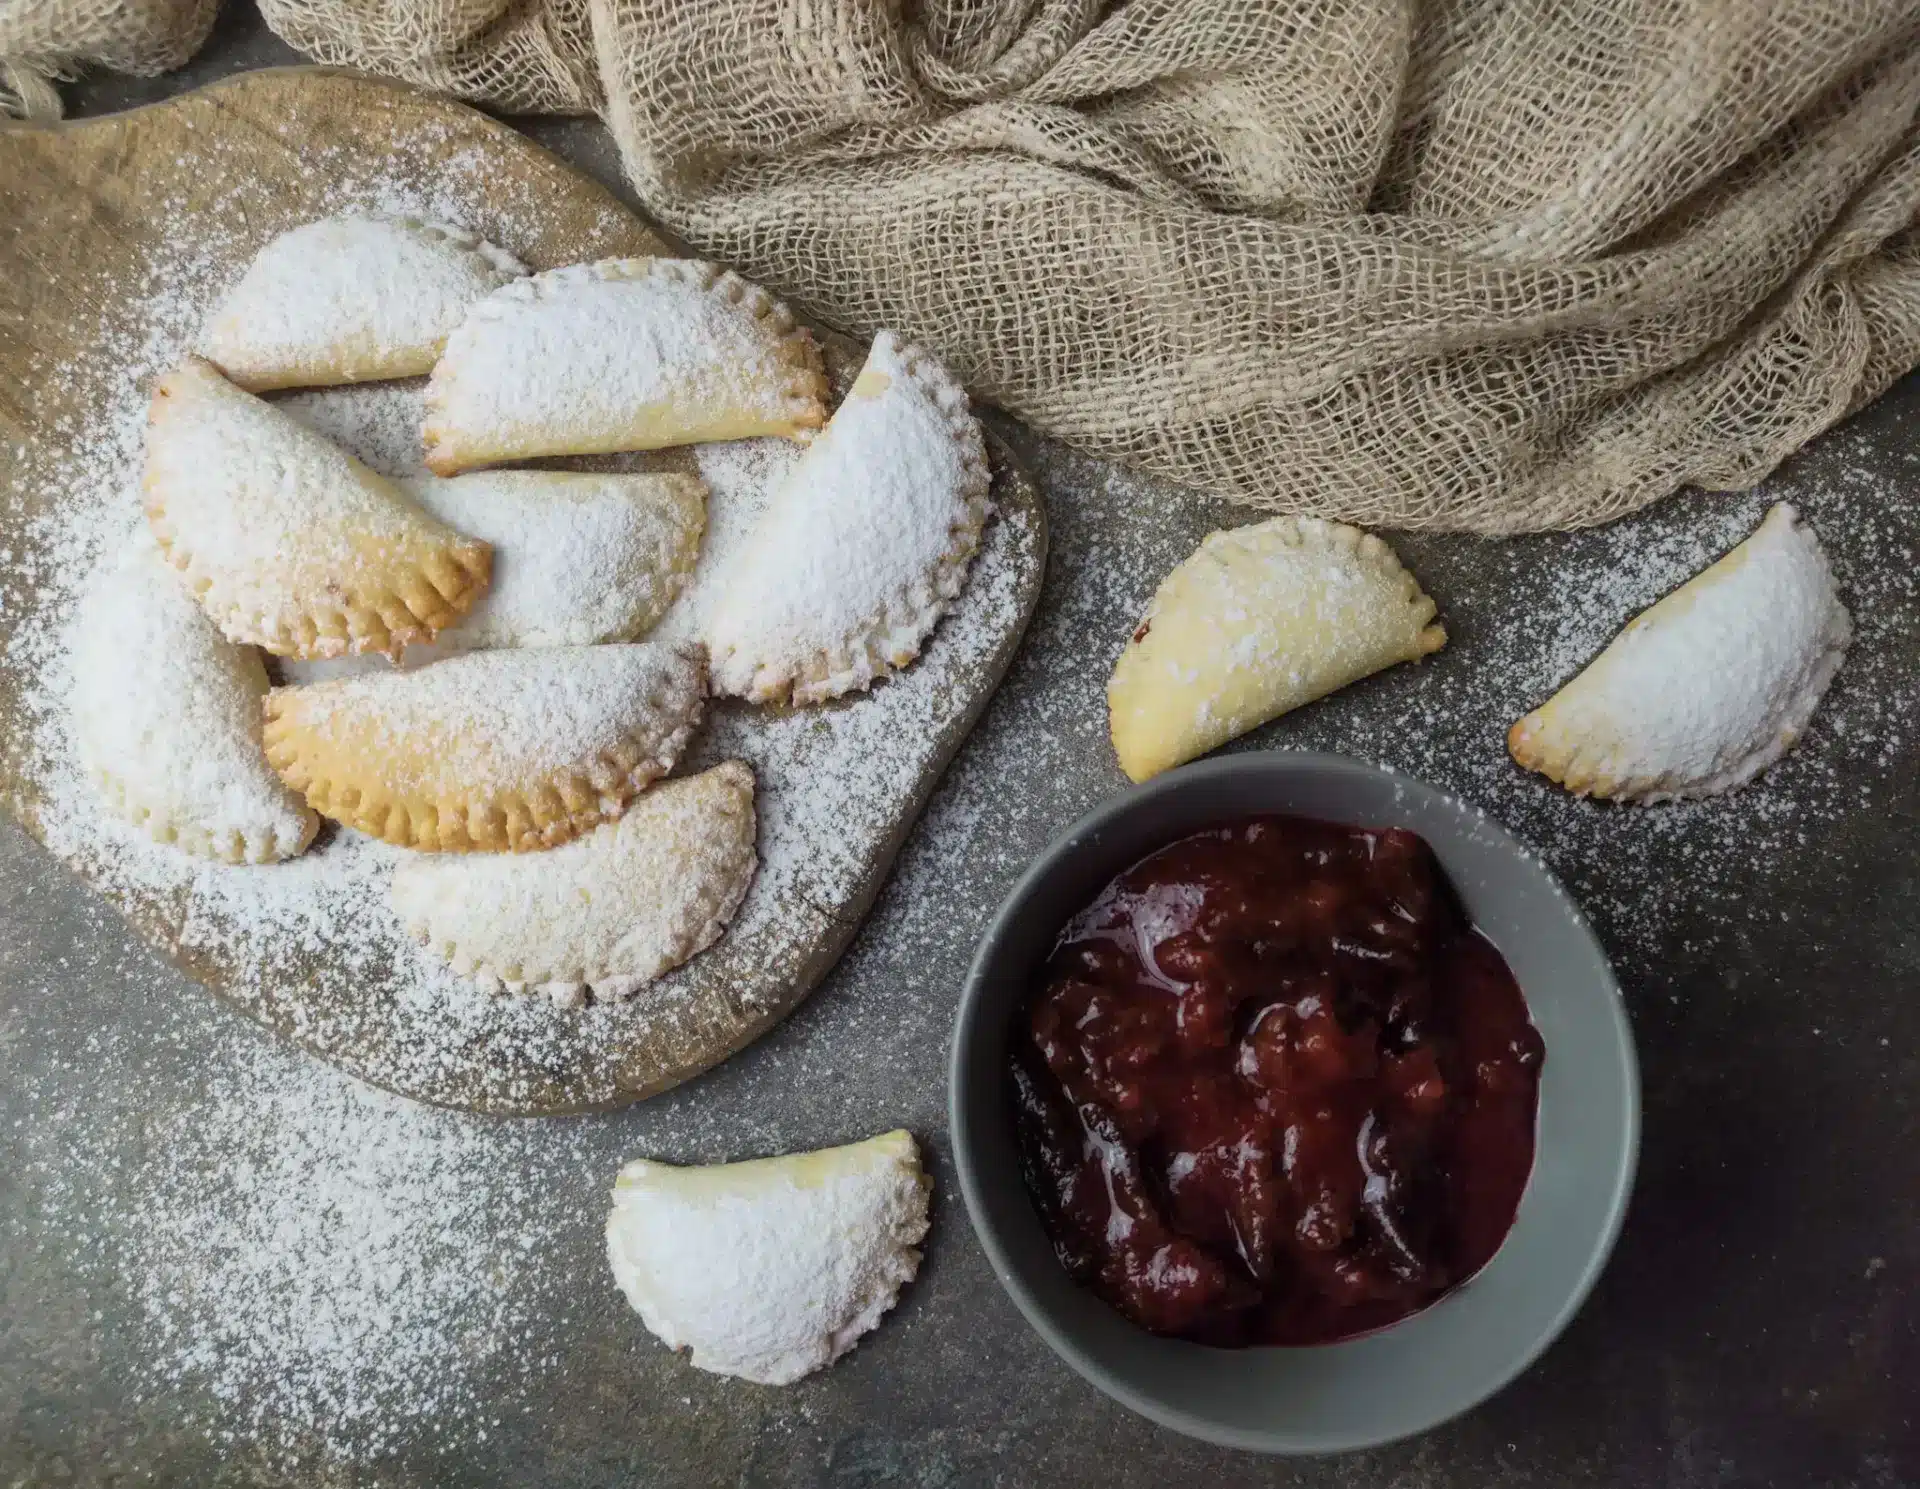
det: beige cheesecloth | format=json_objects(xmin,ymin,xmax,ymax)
[
  {"xmin": 16, "ymin": 0, "xmax": 1920, "ymax": 530},
  {"xmin": 0, "ymin": 0, "xmax": 217, "ymax": 117}
]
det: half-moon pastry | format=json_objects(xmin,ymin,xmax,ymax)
[
  {"xmin": 144, "ymin": 358, "xmax": 492, "ymax": 660},
  {"xmin": 402, "ymin": 470, "xmax": 707, "ymax": 648},
  {"xmin": 72, "ymin": 550, "xmax": 318, "ymax": 864},
  {"xmin": 1509, "ymin": 503, "xmax": 1851, "ymax": 802},
  {"xmin": 262, "ymin": 642, "xmax": 705, "ymax": 852},
  {"xmin": 201, "ymin": 215, "xmax": 527, "ymax": 392},
  {"xmin": 392, "ymin": 761, "xmax": 756, "ymax": 1004},
  {"xmin": 605, "ymin": 1131, "xmax": 930, "ymax": 1385},
  {"xmin": 704, "ymin": 332, "xmax": 991, "ymax": 705},
  {"xmin": 1107, "ymin": 517, "xmax": 1446, "ymax": 782},
  {"xmin": 422, "ymin": 258, "xmax": 827, "ymax": 475}
]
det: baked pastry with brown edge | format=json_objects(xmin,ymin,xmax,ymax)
[
  {"xmin": 262, "ymin": 642, "xmax": 705, "ymax": 851},
  {"xmin": 705, "ymin": 332, "xmax": 990, "ymax": 705},
  {"xmin": 201, "ymin": 214, "xmax": 526, "ymax": 392},
  {"xmin": 144, "ymin": 357, "xmax": 490, "ymax": 660},
  {"xmin": 1509, "ymin": 503, "xmax": 1850, "ymax": 802},
  {"xmin": 1108, "ymin": 517, "xmax": 1445, "ymax": 782},
  {"xmin": 392, "ymin": 760, "xmax": 757, "ymax": 1004},
  {"xmin": 422, "ymin": 257, "xmax": 827, "ymax": 475}
]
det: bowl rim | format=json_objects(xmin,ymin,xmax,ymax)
[{"xmin": 947, "ymin": 749, "xmax": 1642, "ymax": 1454}]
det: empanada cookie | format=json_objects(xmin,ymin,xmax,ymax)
[
  {"xmin": 705, "ymin": 332, "xmax": 991, "ymax": 704},
  {"xmin": 144, "ymin": 358, "xmax": 492, "ymax": 660},
  {"xmin": 422, "ymin": 258, "xmax": 827, "ymax": 475},
  {"xmin": 262, "ymin": 642, "xmax": 705, "ymax": 851},
  {"xmin": 1509, "ymin": 503, "xmax": 1851, "ymax": 803},
  {"xmin": 605, "ymin": 1130, "xmax": 930, "ymax": 1385},
  {"xmin": 402, "ymin": 470, "xmax": 707, "ymax": 647},
  {"xmin": 392, "ymin": 761, "xmax": 757, "ymax": 1004},
  {"xmin": 1108, "ymin": 517, "xmax": 1446, "ymax": 782},
  {"xmin": 72, "ymin": 550, "xmax": 318, "ymax": 864},
  {"xmin": 201, "ymin": 215, "xmax": 527, "ymax": 392}
]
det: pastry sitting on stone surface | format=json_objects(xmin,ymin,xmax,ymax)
[
  {"xmin": 422, "ymin": 257, "xmax": 827, "ymax": 474},
  {"xmin": 1107, "ymin": 517, "xmax": 1446, "ymax": 782},
  {"xmin": 704, "ymin": 331, "xmax": 991, "ymax": 705},
  {"xmin": 201, "ymin": 214, "xmax": 526, "ymax": 392},
  {"xmin": 262, "ymin": 642, "xmax": 705, "ymax": 852},
  {"xmin": 144, "ymin": 357, "xmax": 492, "ymax": 661},
  {"xmin": 1509, "ymin": 503, "xmax": 1850, "ymax": 803},
  {"xmin": 73, "ymin": 549, "xmax": 318, "ymax": 864},
  {"xmin": 392, "ymin": 760, "xmax": 757, "ymax": 1006},
  {"xmin": 605, "ymin": 1131, "xmax": 930, "ymax": 1385},
  {"xmin": 402, "ymin": 470, "xmax": 707, "ymax": 649}
]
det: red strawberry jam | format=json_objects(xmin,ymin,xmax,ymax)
[{"xmin": 1009, "ymin": 815, "xmax": 1544, "ymax": 1346}]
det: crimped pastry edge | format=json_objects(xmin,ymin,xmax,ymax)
[
  {"xmin": 1105, "ymin": 514, "xmax": 1447, "ymax": 782},
  {"xmin": 421, "ymin": 256, "xmax": 828, "ymax": 475},
  {"xmin": 202, "ymin": 213, "xmax": 528, "ymax": 392},
  {"xmin": 712, "ymin": 332, "xmax": 994, "ymax": 707},
  {"xmin": 259, "ymin": 648, "xmax": 708, "ymax": 852},
  {"xmin": 394, "ymin": 760, "xmax": 759, "ymax": 1003},
  {"xmin": 1198, "ymin": 515, "xmax": 1446, "ymax": 653},
  {"xmin": 87, "ymin": 765, "xmax": 319, "ymax": 865},
  {"xmin": 1506, "ymin": 505, "xmax": 1849, "ymax": 803},
  {"xmin": 144, "ymin": 359, "xmax": 494, "ymax": 660}
]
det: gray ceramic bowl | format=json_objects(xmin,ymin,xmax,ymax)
[{"xmin": 949, "ymin": 751, "xmax": 1639, "ymax": 1453}]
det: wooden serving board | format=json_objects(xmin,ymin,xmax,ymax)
[{"xmin": 0, "ymin": 69, "xmax": 1047, "ymax": 1115}]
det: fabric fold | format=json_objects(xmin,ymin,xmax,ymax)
[{"xmin": 26, "ymin": 0, "xmax": 1920, "ymax": 531}]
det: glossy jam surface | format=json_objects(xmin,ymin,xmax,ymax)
[{"xmin": 1009, "ymin": 815, "xmax": 1544, "ymax": 1346}]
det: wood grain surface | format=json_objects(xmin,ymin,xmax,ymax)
[{"xmin": 0, "ymin": 67, "xmax": 1047, "ymax": 1115}]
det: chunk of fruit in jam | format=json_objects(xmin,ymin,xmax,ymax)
[{"xmin": 1008, "ymin": 814, "xmax": 1543, "ymax": 1347}]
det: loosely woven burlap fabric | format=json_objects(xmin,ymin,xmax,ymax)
[
  {"xmin": 0, "ymin": 0, "xmax": 217, "ymax": 117},
  {"xmin": 28, "ymin": 0, "xmax": 1920, "ymax": 529}
]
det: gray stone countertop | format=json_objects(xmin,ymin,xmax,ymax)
[{"xmin": 3, "ymin": 14, "xmax": 1916, "ymax": 1486}]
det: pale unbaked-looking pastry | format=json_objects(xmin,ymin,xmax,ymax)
[
  {"xmin": 392, "ymin": 761, "xmax": 757, "ymax": 1006},
  {"xmin": 144, "ymin": 358, "xmax": 492, "ymax": 660},
  {"xmin": 72, "ymin": 550, "xmax": 318, "ymax": 864},
  {"xmin": 262, "ymin": 643, "xmax": 705, "ymax": 852},
  {"xmin": 1509, "ymin": 503, "xmax": 1851, "ymax": 803},
  {"xmin": 422, "ymin": 258, "xmax": 827, "ymax": 475},
  {"xmin": 704, "ymin": 332, "xmax": 991, "ymax": 705},
  {"xmin": 201, "ymin": 215, "xmax": 527, "ymax": 392},
  {"xmin": 1107, "ymin": 517, "xmax": 1446, "ymax": 782},
  {"xmin": 402, "ymin": 470, "xmax": 707, "ymax": 648},
  {"xmin": 605, "ymin": 1131, "xmax": 931, "ymax": 1385}
]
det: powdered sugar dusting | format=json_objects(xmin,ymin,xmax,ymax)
[
  {"xmin": 951, "ymin": 419, "xmax": 1920, "ymax": 990},
  {"xmin": 11, "ymin": 1022, "xmax": 602, "ymax": 1462},
  {"xmin": 275, "ymin": 378, "xmax": 435, "ymax": 477},
  {"xmin": 2, "ymin": 168, "xmax": 1042, "ymax": 1117},
  {"xmin": 1509, "ymin": 503, "xmax": 1853, "ymax": 801},
  {"xmin": 71, "ymin": 544, "xmax": 316, "ymax": 862},
  {"xmin": 268, "ymin": 642, "xmax": 702, "ymax": 798},
  {"xmin": 705, "ymin": 332, "xmax": 991, "ymax": 704},
  {"xmin": 391, "ymin": 761, "xmax": 758, "ymax": 997},
  {"xmin": 404, "ymin": 470, "xmax": 706, "ymax": 648},
  {"xmin": 605, "ymin": 1131, "xmax": 929, "ymax": 1385},
  {"xmin": 422, "ymin": 259, "xmax": 825, "ymax": 471},
  {"xmin": 201, "ymin": 214, "xmax": 526, "ymax": 391},
  {"xmin": 652, "ymin": 436, "xmax": 795, "ymax": 647}
]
